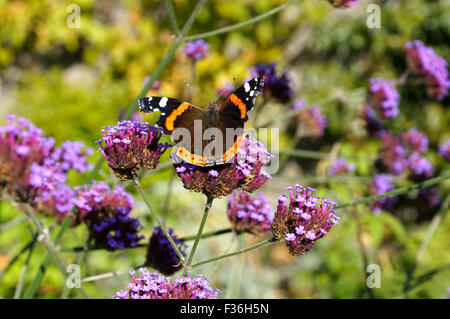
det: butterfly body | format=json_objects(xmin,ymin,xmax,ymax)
[{"xmin": 139, "ymin": 76, "xmax": 264, "ymax": 166}]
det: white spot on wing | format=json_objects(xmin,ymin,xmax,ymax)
[
  {"xmin": 250, "ymin": 90, "xmax": 254, "ymax": 96},
  {"xmin": 244, "ymin": 82, "xmax": 250, "ymax": 92},
  {"xmin": 160, "ymin": 97, "xmax": 168, "ymax": 107}
]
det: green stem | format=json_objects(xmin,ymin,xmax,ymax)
[
  {"xmin": 336, "ymin": 174, "xmax": 450, "ymax": 210},
  {"xmin": 404, "ymin": 195, "xmax": 450, "ymax": 294},
  {"xmin": 61, "ymin": 227, "xmax": 233, "ymax": 252},
  {"xmin": 13, "ymin": 234, "xmax": 37, "ymax": 299},
  {"xmin": 133, "ymin": 175, "xmax": 186, "ymax": 265},
  {"xmin": 0, "ymin": 214, "xmax": 28, "ymax": 232},
  {"xmin": 191, "ymin": 238, "xmax": 278, "ymax": 269},
  {"xmin": 81, "ymin": 264, "xmax": 146, "ymax": 283},
  {"xmin": 0, "ymin": 235, "xmax": 37, "ymax": 285},
  {"xmin": 184, "ymin": 0, "xmax": 300, "ymax": 41},
  {"xmin": 183, "ymin": 196, "xmax": 214, "ymax": 275},
  {"xmin": 165, "ymin": 0, "xmax": 180, "ymax": 36}
]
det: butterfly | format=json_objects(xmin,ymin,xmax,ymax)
[{"xmin": 138, "ymin": 76, "xmax": 264, "ymax": 166}]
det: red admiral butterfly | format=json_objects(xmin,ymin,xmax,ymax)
[{"xmin": 138, "ymin": 76, "xmax": 264, "ymax": 166}]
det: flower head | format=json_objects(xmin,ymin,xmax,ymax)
[
  {"xmin": 379, "ymin": 132, "xmax": 408, "ymax": 175},
  {"xmin": 113, "ymin": 269, "xmax": 221, "ymax": 299},
  {"xmin": 296, "ymin": 105, "xmax": 328, "ymax": 138},
  {"xmin": 272, "ymin": 185, "xmax": 338, "ymax": 255},
  {"xmin": 0, "ymin": 115, "xmax": 91, "ymax": 210},
  {"xmin": 98, "ymin": 121, "xmax": 169, "ymax": 180},
  {"xmin": 33, "ymin": 185, "xmax": 75, "ymax": 221},
  {"xmin": 359, "ymin": 106, "xmax": 385, "ymax": 138},
  {"xmin": 369, "ymin": 78, "xmax": 400, "ymax": 119},
  {"xmin": 407, "ymin": 152, "xmax": 434, "ymax": 182},
  {"xmin": 401, "ymin": 128, "xmax": 429, "ymax": 154},
  {"xmin": 145, "ymin": 226, "xmax": 187, "ymax": 276},
  {"xmin": 369, "ymin": 174, "xmax": 397, "ymax": 214},
  {"xmin": 74, "ymin": 181, "xmax": 143, "ymax": 251},
  {"xmin": 328, "ymin": 158, "xmax": 356, "ymax": 176},
  {"xmin": 174, "ymin": 133, "xmax": 272, "ymax": 198},
  {"xmin": 249, "ymin": 63, "xmax": 294, "ymax": 103},
  {"xmin": 329, "ymin": 0, "xmax": 359, "ymax": 8},
  {"xmin": 438, "ymin": 140, "xmax": 450, "ymax": 161},
  {"xmin": 405, "ymin": 40, "xmax": 450, "ymax": 101},
  {"xmin": 226, "ymin": 191, "xmax": 273, "ymax": 235},
  {"xmin": 184, "ymin": 40, "xmax": 210, "ymax": 62}
]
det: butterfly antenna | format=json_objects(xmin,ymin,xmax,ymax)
[
  {"xmin": 184, "ymin": 80, "xmax": 208, "ymax": 105},
  {"xmin": 214, "ymin": 76, "xmax": 237, "ymax": 104}
]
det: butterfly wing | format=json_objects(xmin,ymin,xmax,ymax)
[
  {"xmin": 138, "ymin": 96, "xmax": 204, "ymax": 135},
  {"xmin": 210, "ymin": 76, "xmax": 264, "ymax": 164},
  {"xmin": 217, "ymin": 76, "xmax": 264, "ymax": 127}
]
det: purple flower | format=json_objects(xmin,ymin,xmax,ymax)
[
  {"xmin": 113, "ymin": 269, "xmax": 221, "ymax": 299},
  {"xmin": 379, "ymin": 132, "xmax": 408, "ymax": 175},
  {"xmin": 329, "ymin": 0, "xmax": 359, "ymax": 8},
  {"xmin": 174, "ymin": 133, "xmax": 272, "ymax": 198},
  {"xmin": 226, "ymin": 191, "xmax": 273, "ymax": 234},
  {"xmin": 272, "ymin": 185, "xmax": 338, "ymax": 255},
  {"xmin": 359, "ymin": 105, "xmax": 385, "ymax": 138},
  {"xmin": 0, "ymin": 115, "xmax": 91, "ymax": 212},
  {"xmin": 438, "ymin": 140, "xmax": 450, "ymax": 161},
  {"xmin": 142, "ymin": 76, "xmax": 162, "ymax": 91},
  {"xmin": 405, "ymin": 40, "xmax": 450, "ymax": 101},
  {"xmin": 184, "ymin": 40, "xmax": 210, "ymax": 62},
  {"xmin": 98, "ymin": 121, "xmax": 169, "ymax": 180},
  {"xmin": 33, "ymin": 185, "xmax": 75, "ymax": 221},
  {"xmin": 297, "ymin": 105, "xmax": 328, "ymax": 138},
  {"xmin": 369, "ymin": 78, "xmax": 400, "ymax": 119},
  {"xmin": 249, "ymin": 63, "xmax": 294, "ymax": 103},
  {"xmin": 145, "ymin": 226, "xmax": 187, "ymax": 276},
  {"xmin": 418, "ymin": 187, "xmax": 440, "ymax": 210},
  {"xmin": 401, "ymin": 128, "xmax": 429, "ymax": 154},
  {"xmin": 328, "ymin": 158, "xmax": 356, "ymax": 176},
  {"xmin": 407, "ymin": 152, "xmax": 434, "ymax": 182},
  {"xmin": 216, "ymin": 81, "xmax": 235, "ymax": 99},
  {"xmin": 74, "ymin": 181, "xmax": 144, "ymax": 251},
  {"xmin": 369, "ymin": 174, "xmax": 397, "ymax": 214}
]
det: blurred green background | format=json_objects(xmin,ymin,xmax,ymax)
[{"xmin": 1, "ymin": 0, "xmax": 450, "ymax": 298}]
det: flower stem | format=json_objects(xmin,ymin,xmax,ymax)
[
  {"xmin": 191, "ymin": 237, "xmax": 279, "ymax": 269},
  {"xmin": 336, "ymin": 174, "xmax": 450, "ymax": 209},
  {"xmin": 183, "ymin": 196, "xmax": 214, "ymax": 275},
  {"xmin": 13, "ymin": 233, "xmax": 37, "ymax": 299},
  {"xmin": 184, "ymin": 0, "xmax": 300, "ymax": 41},
  {"xmin": 132, "ymin": 175, "xmax": 186, "ymax": 265},
  {"xmin": 404, "ymin": 195, "xmax": 450, "ymax": 294},
  {"xmin": 165, "ymin": 0, "xmax": 180, "ymax": 36}
]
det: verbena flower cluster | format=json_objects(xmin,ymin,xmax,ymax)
[
  {"xmin": 174, "ymin": 133, "xmax": 273, "ymax": 198},
  {"xmin": 329, "ymin": 0, "xmax": 359, "ymax": 8},
  {"xmin": 328, "ymin": 158, "xmax": 356, "ymax": 176},
  {"xmin": 98, "ymin": 121, "xmax": 169, "ymax": 180},
  {"xmin": 292, "ymin": 101, "xmax": 328, "ymax": 137},
  {"xmin": 405, "ymin": 40, "xmax": 450, "ymax": 101},
  {"xmin": 360, "ymin": 105, "xmax": 385, "ymax": 138},
  {"xmin": 249, "ymin": 63, "xmax": 294, "ymax": 103},
  {"xmin": 0, "ymin": 115, "xmax": 92, "ymax": 217},
  {"xmin": 113, "ymin": 269, "xmax": 221, "ymax": 299},
  {"xmin": 368, "ymin": 78, "xmax": 400, "ymax": 119},
  {"xmin": 145, "ymin": 225, "xmax": 187, "ymax": 276},
  {"xmin": 226, "ymin": 191, "xmax": 273, "ymax": 235},
  {"xmin": 439, "ymin": 140, "xmax": 450, "ymax": 161},
  {"xmin": 369, "ymin": 174, "xmax": 397, "ymax": 214},
  {"xmin": 272, "ymin": 185, "xmax": 339, "ymax": 255},
  {"xmin": 73, "ymin": 181, "xmax": 144, "ymax": 251},
  {"xmin": 184, "ymin": 40, "xmax": 210, "ymax": 62}
]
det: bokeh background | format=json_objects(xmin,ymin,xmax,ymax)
[{"xmin": 1, "ymin": 0, "xmax": 450, "ymax": 298}]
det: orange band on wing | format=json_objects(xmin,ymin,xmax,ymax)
[
  {"xmin": 177, "ymin": 147, "xmax": 207, "ymax": 166},
  {"xmin": 223, "ymin": 135, "xmax": 243, "ymax": 163},
  {"xmin": 165, "ymin": 102, "xmax": 192, "ymax": 131},
  {"xmin": 229, "ymin": 94, "xmax": 246, "ymax": 119}
]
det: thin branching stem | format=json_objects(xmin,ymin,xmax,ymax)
[
  {"xmin": 133, "ymin": 175, "xmax": 186, "ymax": 264},
  {"xmin": 183, "ymin": 196, "xmax": 213, "ymax": 275}
]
